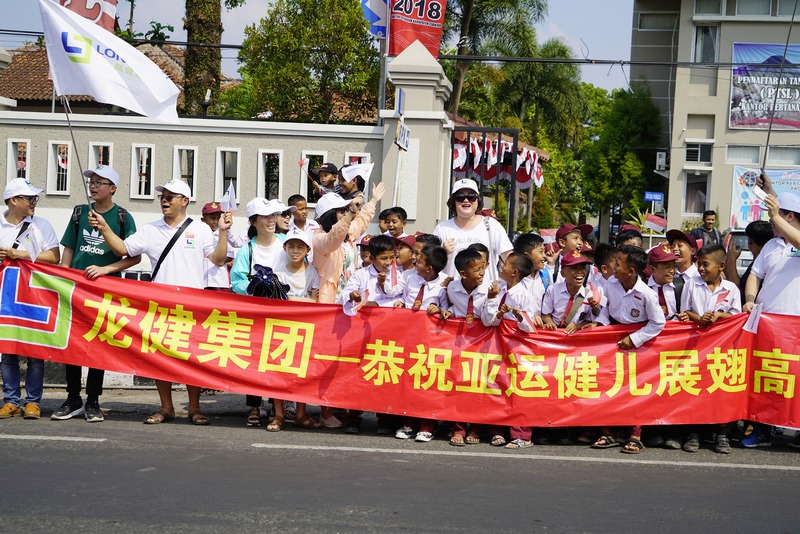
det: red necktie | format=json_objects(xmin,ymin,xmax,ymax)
[
  {"xmin": 411, "ymin": 284, "xmax": 425, "ymax": 311},
  {"xmin": 465, "ymin": 295, "xmax": 474, "ymax": 327},
  {"xmin": 657, "ymin": 285, "xmax": 668, "ymax": 316},
  {"xmin": 560, "ymin": 294, "xmax": 575, "ymax": 327}
]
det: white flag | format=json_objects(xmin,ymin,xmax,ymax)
[
  {"xmin": 39, "ymin": 0, "xmax": 180, "ymax": 123},
  {"xmin": 221, "ymin": 183, "xmax": 237, "ymax": 212},
  {"xmin": 17, "ymin": 227, "xmax": 42, "ymax": 263},
  {"xmin": 341, "ymin": 162, "xmax": 374, "ymax": 183}
]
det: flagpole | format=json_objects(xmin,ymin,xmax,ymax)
[
  {"xmin": 61, "ymin": 96, "xmax": 92, "ymax": 206},
  {"xmin": 378, "ymin": 2, "xmax": 391, "ymax": 127}
]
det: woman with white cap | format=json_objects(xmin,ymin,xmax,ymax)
[{"xmin": 433, "ymin": 179, "xmax": 513, "ymax": 281}]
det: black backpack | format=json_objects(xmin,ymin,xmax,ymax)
[{"xmin": 72, "ymin": 204, "xmax": 129, "ymax": 237}]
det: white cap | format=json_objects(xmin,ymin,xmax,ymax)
[
  {"xmin": 451, "ymin": 178, "xmax": 479, "ymax": 195},
  {"xmin": 778, "ymin": 191, "xmax": 800, "ymax": 213},
  {"xmin": 3, "ymin": 178, "xmax": 43, "ymax": 200},
  {"xmin": 83, "ymin": 165, "xmax": 120, "ymax": 186},
  {"xmin": 283, "ymin": 228, "xmax": 312, "ymax": 248},
  {"xmin": 314, "ymin": 193, "xmax": 352, "ymax": 219},
  {"xmin": 155, "ymin": 179, "xmax": 191, "ymax": 198},
  {"xmin": 246, "ymin": 198, "xmax": 294, "ymax": 218}
]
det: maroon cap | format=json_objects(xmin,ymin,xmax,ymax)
[
  {"xmin": 556, "ymin": 223, "xmax": 593, "ymax": 242},
  {"xmin": 619, "ymin": 223, "xmax": 642, "ymax": 235},
  {"xmin": 580, "ymin": 241, "xmax": 594, "ymax": 256},
  {"xmin": 357, "ymin": 234, "xmax": 373, "ymax": 247},
  {"xmin": 544, "ymin": 241, "xmax": 561, "ymax": 255},
  {"xmin": 666, "ymin": 229, "xmax": 698, "ymax": 250},
  {"xmin": 561, "ymin": 249, "xmax": 592, "ymax": 267},
  {"xmin": 648, "ymin": 243, "xmax": 677, "ymax": 264},
  {"xmin": 314, "ymin": 163, "xmax": 338, "ymax": 175},
  {"xmin": 202, "ymin": 202, "xmax": 224, "ymax": 215},
  {"xmin": 392, "ymin": 235, "xmax": 417, "ymax": 249}
]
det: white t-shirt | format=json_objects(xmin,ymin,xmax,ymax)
[
  {"xmin": 251, "ymin": 238, "xmax": 286, "ymax": 271},
  {"xmin": 751, "ymin": 237, "xmax": 800, "ymax": 314},
  {"xmin": 684, "ymin": 277, "xmax": 741, "ymax": 315},
  {"xmin": 0, "ymin": 213, "xmax": 59, "ymax": 254},
  {"xmin": 275, "ymin": 261, "xmax": 320, "ymax": 298},
  {"xmin": 204, "ymin": 228, "xmax": 234, "ymax": 288},
  {"xmin": 124, "ymin": 217, "xmax": 215, "ymax": 289},
  {"xmin": 433, "ymin": 216, "xmax": 513, "ymax": 280}
]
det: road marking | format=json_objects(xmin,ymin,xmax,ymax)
[
  {"xmin": 251, "ymin": 443, "xmax": 800, "ymax": 472},
  {"xmin": 0, "ymin": 434, "xmax": 106, "ymax": 443}
]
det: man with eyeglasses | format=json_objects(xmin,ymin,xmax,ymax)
[
  {"xmin": 52, "ymin": 165, "xmax": 141, "ymax": 423},
  {"xmin": 0, "ymin": 178, "xmax": 60, "ymax": 420},
  {"xmin": 90, "ymin": 178, "xmax": 232, "ymax": 426}
]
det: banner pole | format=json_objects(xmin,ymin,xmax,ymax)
[
  {"xmin": 61, "ymin": 96, "xmax": 92, "ymax": 206},
  {"xmin": 378, "ymin": 3, "xmax": 391, "ymax": 127}
]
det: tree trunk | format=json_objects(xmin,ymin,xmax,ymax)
[
  {"xmin": 448, "ymin": 0, "xmax": 474, "ymax": 116},
  {"xmin": 183, "ymin": 0, "xmax": 223, "ymax": 116}
]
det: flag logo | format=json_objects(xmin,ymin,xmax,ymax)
[{"xmin": 61, "ymin": 32, "xmax": 91, "ymax": 63}]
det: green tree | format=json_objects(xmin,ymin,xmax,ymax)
[
  {"xmin": 145, "ymin": 21, "xmax": 174, "ymax": 47},
  {"xmin": 238, "ymin": 0, "xmax": 379, "ymax": 124}
]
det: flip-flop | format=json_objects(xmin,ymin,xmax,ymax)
[
  {"xmin": 188, "ymin": 411, "xmax": 210, "ymax": 426},
  {"xmin": 591, "ymin": 434, "xmax": 620, "ymax": 449},
  {"xmin": 621, "ymin": 438, "xmax": 645, "ymax": 454},
  {"xmin": 465, "ymin": 433, "xmax": 481, "ymax": 445},
  {"xmin": 490, "ymin": 435, "xmax": 507, "ymax": 447},
  {"xmin": 505, "ymin": 438, "xmax": 533, "ymax": 449},
  {"xmin": 143, "ymin": 409, "xmax": 174, "ymax": 425},
  {"xmin": 266, "ymin": 415, "xmax": 285, "ymax": 432},
  {"xmin": 449, "ymin": 435, "xmax": 466, "ymax": 447}
]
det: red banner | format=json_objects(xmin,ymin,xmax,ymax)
[
  {"xmin": 60, "ymin": 0, "xmax": 118, "ymax": 32},
  {"xmin": 388, "ymin": 0, "xmax": 446, "ymax": 58},
  {"xmin": 1, "ymin": 259, "xmax": 799, "ymax": 427}
]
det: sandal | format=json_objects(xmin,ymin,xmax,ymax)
[
  {"xmin": 505, "ymin": 438, "xmax": 533, "ymax": 449},
  {"xmin": 266, "ymin": 415, "xmax": 285, "ymax": 432},
  {"xmin": 294, "ymin": 414, "xmax": 321, "ymax": 429},
  {"xmin": 246, "ymin": 407, "xmax": 261, "ymax": 427},
  {"xmin": 490, "ymin": 435, "xmax": 507, "ymax": 447},
  {"xmin": 449, "ymin": 434, "xmax": 466, "ymax": 447},
  {"xmin": 591, "ymin": 434, "xmax": 620, "ymax": 449},
  {"xmin": 465, "ymin": 433, "xmax": 481, "ymax": 445},
  {"xmin": 143, "ymin": 409, "xmax": 174, "ymax": 425},
  {"xmin": 621, "ymin": 438, "xmax": 645, "ymax": 454},
  {"xmin": 189, "ymin": 411, "xmax": 210, "ymax": 426}
]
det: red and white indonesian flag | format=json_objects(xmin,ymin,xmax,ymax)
[
  {"xmin": 643, "ymin": 213, "xmax": 668, "ymax": 233},
  {"xmin": 39, "ymin": 0, "xmax": 180, "ymax": 123},
  {"xmin": 60, "ymin": 0, "xmax": 118, "ymax": 32}
]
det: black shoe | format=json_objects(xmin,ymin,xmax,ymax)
[
  {"xmin": 343, "ymin": 421, "xmax": 361, "ymax": 434},
  {"xmin": 50, "ymin": 397, "xmax": 84, "ymax": 421},
  {"xmin": 714, "ymin": 434, "xmax": 731, "ymax": 454},
  {"xmin": 84, "ymin": 400, "xmax": 104, "ymax": 423},
  {"xmin": 683, "ymin": 433, "xmax": 700, "ymax": 453}
]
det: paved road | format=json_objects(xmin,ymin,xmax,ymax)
[{"xmin": 1, "ymin": 390, "xmax": 799, "ymax": 533}]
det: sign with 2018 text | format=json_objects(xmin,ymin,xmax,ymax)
[
  {"xmin": 388, "ymin": 0, "xmax": 446, "ymax": 58},
  {"xmin": 1, "ymin": 259, "xmax": 799, "ymax": 427}
]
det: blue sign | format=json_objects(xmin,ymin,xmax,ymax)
[
  {"xmin": 362, "ymin": 0, "xmax": 387, "ymax": 39},
  {"xmin": 644, "ymin": 191, "xmax": 664, "ymax": 202}
]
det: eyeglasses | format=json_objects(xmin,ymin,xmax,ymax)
[
  {"xmin": 454, "ymin": 193, "xmax": 479, "ymax": 203},
  {"xmin": 280, "ymin": 211, "xmax": 292, "ymax": 218},
  {"xmin": 87, "ymin": 180, "xmax": 114, "ymax": 188},
  {"xmin": 16, "ymin": 195, "xmax": 39, "ymax": 204},
  {"xmin": 159, "ymin": 194, "xmax": 185, "ymax": 202}
]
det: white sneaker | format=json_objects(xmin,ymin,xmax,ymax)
[
  {"xmin": 320, "ymin": 414, "xmax": 343, "ymax": 428},
  {"xmin": 395, "ymin": 426, "xmax": 414, "ymax": 439},
  {"xmin": 415, "ymin": 431, "xmax": 433, "ymax": 442}
]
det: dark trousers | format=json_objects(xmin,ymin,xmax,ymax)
[{"xmin": 65, "ymin": 365, "xmax": 104, "ymax": 398}]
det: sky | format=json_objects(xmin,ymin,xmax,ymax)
[{"xmin": 1, "ymin": 0, "xmax": 633, "ymax": 92}]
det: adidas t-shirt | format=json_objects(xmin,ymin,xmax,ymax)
[{"xmin": 60, "ymin": 204, "xmax": 137, "ymax": 271}]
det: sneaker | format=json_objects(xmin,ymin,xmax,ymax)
[
  {"xmin": 51, "ymin": 398, "xmax": 84, "ymax": 420},
  {"xmin": 320, "ymin": 414, "xmax": 343, "ymax": 429},
  {"xmin": 683, "ymin": 434, "xmax": 700, "ymax": 453},
  {"xmin": 741, "ymin": 428, "xmax": 772, "ymax": 448},
  {"xmin": 343, "ymin": 420, "xmax": 361, "ymax": 434},
  {"xmin": 23, "ymin": 403, "xmax": 41, "ymax": 420},
  {"xmin": 84, "ymin": 400, "xmax": 104, "ymax": 423},
  {"xmin": 0, "ymin": 402, "xmax": 21, "ymax": 418},
  {"xmin": 664, "ymin": 438, "xmax": 682, "ymax": 450},
  {"xmin": 788, "ymin": 435, "xmax": 800, "ymax": 449},
  {"xmin": 715, "ymin": 434, "xmax": 731, "ymax": 454},
  {"xmin": 395, "ymin": 426, "xmax": 414, "ymax": 439},
  {"xmin": 415, "ymin": 431, "xmax": 433, "ymax": 442}
]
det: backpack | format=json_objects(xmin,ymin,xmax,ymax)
[{"xmin": 72, "ymin": 204, "xmax": 128, "ymax": 237}]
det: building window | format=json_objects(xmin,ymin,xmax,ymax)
[
  {"xmin": 767, "ymin": 146, "xmax": 800, "ymax": 165},
  {"xmin": 344, "ymin": 152, "xmax": 371, "ymax": 166},
  {"xmin": 737, "ymin": 0, "xmax": 770, "ymax": 15},
  {"xmin": 686, "ymin": 143, "xmax": 713, "ymax": 163},
  {"xmin": 258, "ymin": 150, "xmax": 282, "ymax": 200},
  {"xmin": 47, "ymin": 141, "xmax": 70, "ymax": 195},
  {"xmin": 779, "ymin": 1, "xmax": 799, "ymax": 15},
  {"xmin": 89, "ymin": 143, "xmax": 112, "ymax": 169},
  {"xmin": 216, "ymin": 148, "xmax": 240, "ymax": 203},
  {"xmin": 695, "ymin": 0, "xmax": 722, "ymax": 14},
  {"xmin": 7, "ymin": 139, "xmax": 30, "ymax": 182},
  {"xmin": 131, "ymin": 144, "xmax": 154, "ymax": 198},
  {"xmin": 173, "ymin": 146, "xmax": 198, "ymax": 199},
  {"xmin": 726, "ymin": 145, "xmax": 760, "ymax": 164},
  {"xmin": 639, "ymin": 13, "xmax": 679, "ymax": 30},
  {"xmin": 685, "ymin": 173, "xmax": 708, "ymax": 214},
  {"xmin": 694, "ymin": 26, "xmax": 718, "ymax": 63},
  {"xmin": 302, "ymin": 151, "xmax": 327, "ymax": 205}
]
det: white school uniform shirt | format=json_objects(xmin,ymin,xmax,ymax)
[
  {"xmin": 684, "ymin": 277, "xmax": 742, "ymax": 315},
  {"xmin": 383, "ymin": 231, "xmax": 409, "ymax": 238},
  {"xmin": 0, "ymin": 213, "xmax": 59, "ymax": 255},
  {"xmin": 541, "ymin": 281, "xmax": 608, "ymax": 327},
  {"xmin": 751, "ymin": 237, "xmax": 800, "ymax": 314},
  {"xmin": 647, "ymin": 276, "xmax": 679, "ymax": 320},
  {"xmin": 606, "ymin": 276, "xmax": 666, "ymax": 348},
  {"xmin": 483, "ymin": 282, "xmax": 538, "ymax": 332},
  {"xmin": 433, "ymin": 216, "xmax": 513, "ymax": 281},
  {"xmin": 203, "ymin": 228, "xmax": 235, "ymax": 288},
  {"xmin": 338, "ymin": 264, "xmax": 404, "ymax": 314},
  {"xmin": 400, "ymin": 271, "xmax": 449, "ymax": 310},
  {"xmin": 275, "ymin": 261, "xmax": 320, "ymax": 298},
  {"xmin": 444, "ymin": 278, "xmax": 491, "ymax": 323},
  {"xmin": 520, "ymin": 272, "xmax": 546, "ymax": 315},
  {"xmin": 124, "ymin": 217, "xmax": 215, "ymax": 288},
  {"xmin": 675, "ymin": 263, "xmax": 701, "ymax": 311}
]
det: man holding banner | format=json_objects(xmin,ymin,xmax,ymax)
[{"xmin": 0, "ymin": 178, "xmax": 61, "ymax": 420}]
